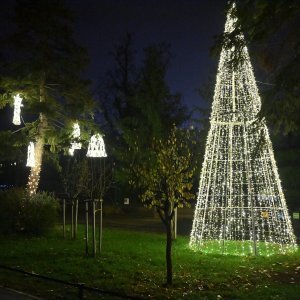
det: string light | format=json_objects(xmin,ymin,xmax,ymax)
[
  {"xmin": 86, "ymin": 133, "xmax": 107, "ymax": 158},
  {"xmin": 12, "ymin": 94, "xmax": 23, "ymax": 125},
  {"xmin": 189, "ymin": 2, "xmax": 297, "ymax": 255},
  {"xmin": 27, "ymin": 166, "xmax": 41, "ymax": 196},
  {"xmin": 26, "ymin": 141, "xmax": 42, "ymax": 196},
  {"xmin": 26, "ymin": 141, "xmax": 41, "ymax": 196},
  {"xmin": 26, "ymin": 142, "xmax": 35, "ymax": 167},
  {"xmin": 69, "ymin": 122, "xmax": 82, "ymax": 156}
]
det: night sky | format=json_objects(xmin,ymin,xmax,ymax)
[{"xmin": 1, "ymin": 0, "xmax": 227, "ymax": 112}]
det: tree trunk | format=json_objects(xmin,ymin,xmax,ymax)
[
  {"xmin": 166, "ymin": 219, "xmax": 173, "ymax": 285},
  {"xmin": 27, "ymin": 76, "xmax": 47, "ymax": 196},
  {"xmin": 27, "ymin": 135, "xmax": 45, "ymax": 195}
]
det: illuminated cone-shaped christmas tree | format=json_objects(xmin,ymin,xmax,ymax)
[{"xmin": 190, "ymin": 3, "xmax": 297, "ymax": 255}]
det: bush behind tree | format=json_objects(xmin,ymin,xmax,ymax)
[
  {"xmin": 0, "ymin": 189, "xmax": 59, "ymax": 236},
  {"xmin": 0, "ymin": 188, "xmax": 23, "ymax": 235}
]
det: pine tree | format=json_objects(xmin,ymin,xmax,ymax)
[
  {"xmin": 102, "ymin": 40, "xmax": 188, "ymax": 195},
  {"xmin": 0, "ymin": 0, "xmax": 95, "ymax": 195},
  {"xmin": 190, "ymin": 3, "xmax": 297, "ymax": 255}
]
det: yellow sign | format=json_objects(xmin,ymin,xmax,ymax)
[{"xmin": 293, "ymin": 212, "xmax": 299, "ymax": 220}]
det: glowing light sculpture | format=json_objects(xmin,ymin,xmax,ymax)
[
  {"xmin": 190, "ymin": 3, "xmax": 297, "ymax": 255},
  {"xmin": 26, "ymin": 142, "xmax": 35, "ymax": 167},
  {"xmin": 69, "ymin": 122, "xmax": 82, "ymax": 156},
  {"xmin": 27, "ymin": 139, "xmax": 42, "ymax": 196},
  {"xmin": 13, "ymin": 94, "xmax": 23, "ymax": 125},
  {"xmin": 86, "ymin": 133, "xmax": 107, "ymax": 158}
]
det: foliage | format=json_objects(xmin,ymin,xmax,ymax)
[
  {"xmin": 132, "ymin": 125, "xmax": 196, "ymax": 285},
  {"xmin": 273, "ymin": 135, "xmax": 300, "ymax": 210},
  {"xmin": 86, "ymin": 157, "xmax": 114, "ymax": 201},
  {"xmin": 0, "ymin": 226, "xmax": 299, "ymax": 299},
  {"xmin": 0, "ymin": 0, "xmax": 97, "ymax": 193},
  {"xmin": 0, "ymin": 188, "xmax": 59, "ymax": 236},
  {"xmin": 60, "ymin": 151, "xmax": 113, "ymax": 201},
  {"xmin": 101, "ymin": 36, "xmax": 189, "ymax": 197},
  {"xmin": 0, "ymin": 188, "xmax": 25, "ymax": 235},
  {"xmin": 60, "ymin": 153, "xmax": 90, "ymax": 199},
  {"xmin": 21, "ymin": 191, "xmax": 59, "ymax": 235},
  {"xmin": 136, "ymin": 126, "xmax": 196, "ymax": 213},
  {"xmin": 0, "ymin": 130, "xmax": 27, "ymax": 161},
  {"xmin": 0, "ymin": 0, "xmax": 95, "ymax": 144}
]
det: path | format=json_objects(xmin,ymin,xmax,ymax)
[{"xmin": 0, "ymin": 287, "xmax": 42, "ymax": 300}]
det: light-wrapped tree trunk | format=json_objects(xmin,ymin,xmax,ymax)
[{"xmin": 27, "ymin": 78, "xmax": 47, "ymax": 196}]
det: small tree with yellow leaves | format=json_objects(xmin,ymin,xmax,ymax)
[{"xmin": 134, "ymin": 126, "xmax": 196, "ymax": 286}]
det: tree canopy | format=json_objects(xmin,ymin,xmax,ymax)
[
  {"xmin": 133, "ymin": 125, "xmax": 196, "ymax": 285},
  {"xmin": 101, "ymin": 36, "xmax": 189, "ymax": 196},
  {"xmin": 0, "ymin": 0, "xmax": 97, "ymax": 193}
]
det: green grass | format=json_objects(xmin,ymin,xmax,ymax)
[
  {"xmin": 191, "ymin": 240, "xmax": 297, "ymax": 256},
  {"xmin": 0, "ymin": 225, "xmax": 299, "ymax": 299}
]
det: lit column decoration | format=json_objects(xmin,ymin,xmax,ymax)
[
  {"xmin": 189, "ymin": 2, "xmax": 297, "ymax": 256},
  {"xmin": 26, "ymin": 142, "xmax": 35, "ymax": 167},
  {"xmin": 69, "ymin": 122, "xmax": 82, "ymax": 156},
  {"xmin": 86, "ymin": 133, "xmax": 107, "ymax": 158},
  {"xmin": 26, "ymin": 139, "xmax": 43, "ymax": 196},
  {"xmin": 26, "ymin": 141, "xmax": 42, "ymax": 196},
  {"xmin": 13, "ymin": 94, "xmax": 23, "ymax": 125}
]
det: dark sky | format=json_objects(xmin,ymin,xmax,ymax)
[
  {"xmin": 1, "ymin": 0, "xmax": 227, "ymax": 112},
  {"xmin": 66, "ymin": 0, "xmax": 226, "ymax": 110}
]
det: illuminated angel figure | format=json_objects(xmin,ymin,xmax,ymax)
[
  {"xmin": 69, "ymin": 122, "xmax": 82, "ymax": 156},
  {"xmin": 26, "ymin": 142, "xmax": 35, "ymax": 167},
  {"xmin": 189, "ymin": 2, "xmax": 297, "ymax": 256},
  {"xmin": 12, "ymin": 94, "xmax": 23, "ymax": 125},
  {"xmin": 86, "ymin": 133, "xmax": 107, "ymax": 158}
]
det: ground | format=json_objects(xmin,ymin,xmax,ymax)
[{"xmin": 0, "ymin": 209, "xmax": 299, "ymax": 300}]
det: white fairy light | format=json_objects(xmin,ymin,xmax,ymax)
[
  {"xmin": 27, "ymin": 142, "xmax": 42, "ymax": 196},
  {"xmin": 26, "ymin": 142, "xmax": 35, "ymax": 167},
  {"xmin": 189, "ymin": 2, "xmax": 297, "ymax": 255},
  {"xmin": 69, "ymin": 122, "xmax": 82, "ymax": 156},
  {"xmin": 13, "ymin": 94, "xmax": 23, "ymax": 125},
  {"xmin": 86, "ymin": 133, "xmax": 107, "ymax": 158}
]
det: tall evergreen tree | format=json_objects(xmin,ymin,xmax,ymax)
[
  {"xmin": 0, "ymin": 0, "xmax": 95, "ymax": 195},
  {"xmin": 102, "ymin": 39, "xmax": 189, "ymax": 194}
]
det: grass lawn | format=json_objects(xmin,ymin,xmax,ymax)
[{"xmin": 0, "ymin": 225, "xmax": 299, "ymax": 299}]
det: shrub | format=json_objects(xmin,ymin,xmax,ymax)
[
  {"xmin": 0, "ymin": 189, "xmax": 59, "ymax": 236},
  {"xmin": 0, "ymin": 188, "xmax": 25, "ymax": 235},
  {"xmin": 21, "ymin": 192, "xmax": 59, "ymax": 235}
]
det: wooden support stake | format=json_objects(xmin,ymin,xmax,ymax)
[
  {"xmin": 99, "ymin": 199, "xmax": 103, "ymax": 252},
  {"xmin": 71, "ymin": 200, "xmax": 74, "ymax": 239},
  {"xmin": 63, "ymin": 199, "xmax": 66, "ymax": 239},
  {"xmin": 85, "ymin": 201, "xmax": 89, "ymax": 255},
  {"xmin": 74, "ymin": 199, "xmax": 78, "ymax": 239},
  {"xmin": 92, "ymin": 200, "xmax": 96, "ymax": 257}
]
